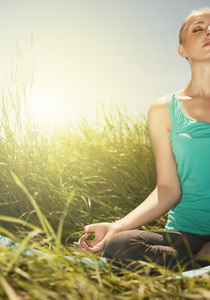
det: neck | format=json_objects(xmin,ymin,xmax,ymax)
[{"xmin": 184, "ymin": 60, "xmax": 210, "ymax": 99}]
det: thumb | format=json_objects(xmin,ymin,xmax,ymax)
[
  {"xmin": 83, "ymin": 240, "xmax": 106, "ymax": 253},
  {"xmin": 91, "ymin": 240, "xmax": 106, "ymax": 253}
]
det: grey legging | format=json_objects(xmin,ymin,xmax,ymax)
[{"xmin": 104, "ymin": 230, "xmax": 210, "ymax": 271}]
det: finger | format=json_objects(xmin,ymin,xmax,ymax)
[
  {"xmin": 84, "ymin": 225, "xmax": 96, "ymax": 234},
  {"xmin": 80, "ymin": 233, "xmax": 91, "ymax": 244},
  {"xmin": 80, "ymin": 242, "xmax": 94, "ymax": 253},
  {"xmin": 82, "ymin": 241, "xmax": 105, "ymax": 254},
  {"xmin": 73, "ymin": 242, "xmax": 88, "ymax": 253},
  {"xmin": 85, "ymin": 239, "xmax": 97, "ymax": 248},
  {"xmin": 90, "ymin": 241, "xmax": 105, "ymax": 253},
  {"xmin": 81, "ymin": 242, "xmax": 92, "ymax": 252}
]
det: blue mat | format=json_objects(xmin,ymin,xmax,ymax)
[
  {"xmin": 0, "ymin": 234, "xmax": 107, "ymax": 268},
  {"xmin": 0, "ymin": 235, "xmax": 209, "ymax": 277},
  {"xmin": 175, "ymin": 265, "xmax": 210, "ymax": 278}
]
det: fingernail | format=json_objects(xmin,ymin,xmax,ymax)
[{"xmin": 73, "ymin": 243, "xmax": 78, "ymax": 248}]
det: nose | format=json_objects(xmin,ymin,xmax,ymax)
[{"xmin": 207, "ymin": 25, "xmax": 210, "ymax": 36}]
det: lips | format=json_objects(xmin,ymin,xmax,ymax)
[{"xmin": 203, "ymin": 40, "xmax": 210, "ymax": 47}]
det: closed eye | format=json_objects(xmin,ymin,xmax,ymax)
[{"xmin": 193, "ymin": 27, "xmax": 203, "ymax": 33}]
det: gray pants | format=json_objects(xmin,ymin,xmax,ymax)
[{"xmin": 104, "ymin": 230, "xmax": 210, "ymax": 271}]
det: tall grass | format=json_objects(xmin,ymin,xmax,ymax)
[
  {"xmin": 0, "ymin": 48, "xmax": 157, "ymax": 242},
  {"xmin": 0, "ymin": 46, "xmax": 209, "ymax": 299}
]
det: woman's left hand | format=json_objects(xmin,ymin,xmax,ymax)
[{"xmin": 197, "ymin": 242, "xmax": 210, "ymax": 257}]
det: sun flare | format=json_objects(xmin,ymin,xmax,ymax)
[{"xmin": 30, "ymin": 88, "xmax": 57, "ymax": 128}]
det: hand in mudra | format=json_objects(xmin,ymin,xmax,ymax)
[{"xmin": 73, "ymin": 222, "xmax": 120, "ymax": 254}]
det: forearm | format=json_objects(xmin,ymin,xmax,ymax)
[{"xmin": 114, "ymin": 186, "xmax": 180, "ymax": 231}]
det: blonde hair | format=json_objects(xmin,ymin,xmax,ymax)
[{"xmin": 179, "ymin": 7, "xmax": 210, "ymax": 44}]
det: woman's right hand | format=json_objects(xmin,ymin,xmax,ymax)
[{"xmin": 73, "ymin": 222, "xmax": 121, "ymax": 253}]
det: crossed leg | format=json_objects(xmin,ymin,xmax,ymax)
[{"xmin": 104, "ymin": 230, "xmax": 210, "ymax": 271}]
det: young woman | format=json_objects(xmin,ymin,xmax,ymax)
[{"xmin": 74, "ymin": 8, "xmax": 210, "ymax": 271}]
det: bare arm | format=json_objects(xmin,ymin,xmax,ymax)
[
  {"xmin": 74, "ymin": 97, "xmax": 181, "ymax": 253},
  {"xmin": 113, "ymin": 97, "xmax": 181, "ymax": 231}
]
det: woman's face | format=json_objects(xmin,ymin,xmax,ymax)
[{"xmin": 178, "ymin": 11, "xmax": 210, "ymax": 62}]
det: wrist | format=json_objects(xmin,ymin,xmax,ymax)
[{"xmin": 112, "ymin": 219, "xmax": 130, "ymax": 232}]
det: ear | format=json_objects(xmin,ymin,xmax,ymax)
[{"xmin": 178, "ymin": 44, "xmax": 188, "ymax": 58}]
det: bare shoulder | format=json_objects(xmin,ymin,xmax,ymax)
[
  {"xmin": 148, "ymin": 96, "xmax": 168, "ymax": 114},
  {"xmin": 148, "ymin": 96, "xmax": 171, "ymax": 131}
]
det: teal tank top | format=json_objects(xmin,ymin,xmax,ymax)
[{"xmin": 165, "ymin": 93, "xmax": 210, "ymax": 236}]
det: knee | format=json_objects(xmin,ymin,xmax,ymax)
[
  {"xmin": 105, "ymin": 231, "xmax": 128, "ymax": 260},
  {"xmin": 104, "ymin": 230, "xmax": 146, "ymax": 262}
]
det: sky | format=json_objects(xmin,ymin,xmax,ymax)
[{"xmin": 0, "ymin": 0, "xmax": 210, "ymax": 128}]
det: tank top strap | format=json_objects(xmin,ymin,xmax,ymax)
[{"xmin": 166, "ymin": 92, "xmax": 181, "ymax": 128}]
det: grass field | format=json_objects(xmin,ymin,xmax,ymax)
[{"xmin": 0, "ymin": 53, "xmax": 209, "ymax": 299}]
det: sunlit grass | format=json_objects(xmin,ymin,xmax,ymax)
[{"xmin": 0, "ymin": 48, "xmax": 209, "ymax": 299}]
